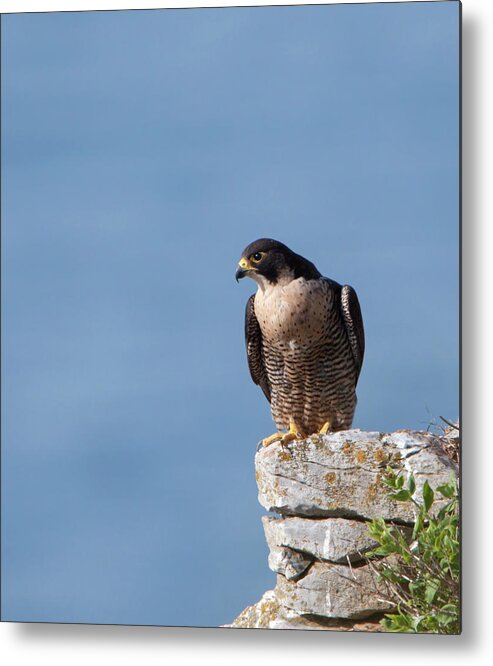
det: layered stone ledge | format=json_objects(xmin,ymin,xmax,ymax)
[{"xmin": 228, "ymin": 427, "xmax": 459, "ymax": 630}]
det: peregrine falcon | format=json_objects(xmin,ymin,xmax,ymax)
[{"xmin": 235, "ymin": 238, "xmax": 364, "ymax": 447}]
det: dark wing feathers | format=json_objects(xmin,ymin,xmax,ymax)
[
  {"xmin": 245, "ymin": 294, "xmax": 271, "ymax": 402},
  {"xmin": 340, "ymin": 284, "xmax": 365, "ymax": 382},
  {"xmin": 322, "ymin": 278, "xmax": 365, "ymax": 383}
]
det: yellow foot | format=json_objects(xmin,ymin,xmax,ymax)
[
  {"xmin": 261, "ymin": 419, "xmax": 304, "ymax": 447},
  {"xmin": 319, "ymin": 420, "xmax": 333, "ymax": 435},
  {"xmin": 261, "ymin": 432, "xmax": 284, "ymax": 447}
]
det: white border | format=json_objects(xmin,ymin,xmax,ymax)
[
  {"xmin": 0, "ymin": 0, "xmax": 438, "ymax": 14},
  {"xmin": 2, "ymin": 1, "xmax": 493, "ymax": 665}
]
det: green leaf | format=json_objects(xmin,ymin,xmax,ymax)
[
  {"xmin": 366, "ymin": 470, "xmax": 460, "ymax": 634},
  {"xmin": 422, "ymin": 480, "xmax": 434, "ymax": 512},
  {"xmin": 367, "ymin": 546, "xmax": 393, "ymax": 557},
  {"xmin": 425, "ymin": 580, "xmax": 440, "ymax": 604},
  {"xmin": 389, "ymin": 489, "xmax": 412, "ymax": 502},
  {"xmin": 412, "ymin": 514, "xmax": 424, "ymax": 540},
  {"xmin": 382, "ymin": 469, "xmax": 397, "ymax": 489},
  {"xmin": 437, "ymin": 482, "xmax": 455, "ymax": 499}
]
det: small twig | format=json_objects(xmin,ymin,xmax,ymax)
[{"xmin": 439, "ymin": 416, "xmax": 459, "ymax": 431}]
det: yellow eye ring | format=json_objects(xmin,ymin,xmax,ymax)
[{"xmin": 251, "ymin": 252, "xmax": 264, "ymax": 263}]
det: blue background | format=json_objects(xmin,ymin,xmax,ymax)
[{"xmin": 1, "ymin": 2, "xmax": 459, "ymax": 626}]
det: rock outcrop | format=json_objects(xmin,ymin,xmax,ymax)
[{"xmin": 229, "ymin": 428, "xmax": 459, "ymax": 630}]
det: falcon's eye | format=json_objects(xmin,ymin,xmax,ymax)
[{"xmin": 251, "ymin": 252, "xmax": 264, "ymax": 263}]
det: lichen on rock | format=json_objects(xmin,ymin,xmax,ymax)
[{"xmin": 228, "ymin": 427, "xmax": 459, "ymax": 630}]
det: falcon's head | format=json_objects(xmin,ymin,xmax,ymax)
[{"xmin": 235, "ymin": 238, "xmax": 321, "ymax": 287}]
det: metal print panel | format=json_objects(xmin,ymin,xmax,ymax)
[{"xmin": 1, "ymin": 1, "xmax": 460, "ymax": 632}]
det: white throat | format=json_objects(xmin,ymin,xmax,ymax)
[{"xmin": 251, "ymin": 270, "xmax": 295, "ymax": 293}]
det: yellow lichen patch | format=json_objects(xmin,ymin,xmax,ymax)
[
  {"xmin": 257, "ymin": 598, "xmax": 281, "ymax": 624},
  {"xmin": 293, "ymin": 439, "xmax": 310, "ymax": 455},
  {"xmin": 273, "ymin": 478, "xmax": 288, "ymax": 498},
  {"xmin": 232, "ymin": 594, "xmax": 281, "ymax": 628},
  {"xmin": 374, "ymin": 448, "xmax": 389, "ymax": 465},
  {"xmin": 310, "ymin": 435, "xmax": 323, "ymax": 451},
  {"xmin": 342, "ymin": 441, "xmax": 353, "ymax": 456},
  {"xmin": 277, "ymin": 450, "xmax": 293, "ymax": 462},
  {"xmin": 356, "ymin": 450, "xmax": 367, "ymax": 464},
  {"xmin": 325, "ymin": 472, "xmax": 336, "ymax": 484},
  {"xmin": 366, "ymin": 476, "xmax": 382, "ymax": 502}
]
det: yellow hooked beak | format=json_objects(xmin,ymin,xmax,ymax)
[{"xmin": 235, "ymin": 257, "xmax": 253, "ymax": 282}]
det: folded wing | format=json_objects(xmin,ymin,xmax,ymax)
[{"xmin": 245, "ymin": 294, "xmax": 271, "ymax": 402}]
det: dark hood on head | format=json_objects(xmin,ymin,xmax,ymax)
[{"xmin": 239, "ymin": 238, "xmax": 322, "ymax": 283}]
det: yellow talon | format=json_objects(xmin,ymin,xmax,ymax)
[
  {"xmin": 261, "ymin": 432, "xmax": 284, "ymax": 447},
  {"xmin": 283, "ymin": 418, "xmax": 304, "ymax": 443},
  {"xmin": 319, "ymin": 420, "xmax": 332, "ymax": 435},
  {"xmin": 261, "ymin": 419, "xmax": 304, "ymax": 447}
]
